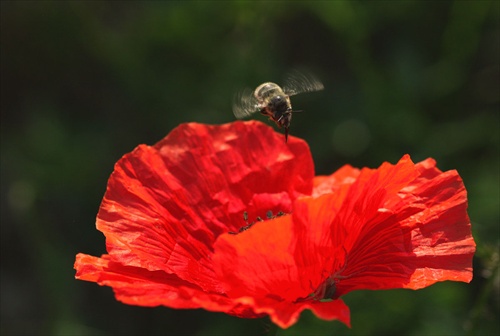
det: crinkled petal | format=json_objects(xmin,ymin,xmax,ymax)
[
  {"xmin": 75, "ymin": 253, "xmax": 265, "ymax": 317},
  {"xmin": 75, "ymin": 253, "xmax": 208, "ymax": 309},
  {"xmin": 400, "ymin": 158, "xmax": 475, "ymax": 288},
  {"xmin": 333, "ymin": 156, "xmax": 475, "ymax": 295},
  {"xmin": 87, "ymin": 121, "xmax": 314, "ymax": 293}
]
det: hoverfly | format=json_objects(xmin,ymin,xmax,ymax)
[{"xmin": 232, "ymin": 70, "xmax": 324, "ymax": 142}]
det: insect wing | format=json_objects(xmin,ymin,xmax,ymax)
[
  {"xmin": 232, "ymin": 88, "xmax": 259, "ymax": 119},
  {"xmin": 283, "ymin": 70, "xmax": 324, "ymax": 96}
]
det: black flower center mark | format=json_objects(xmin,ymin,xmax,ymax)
[
  {"xmin": 295, "ymin": 274, "xmax": 340, "ymax": 303},
  {"xmin": 228, "ymin": 210, "xmax": 287, "ymax": 235},
  {"xmin": 295, "ymin": 247, "xmax": 365, "ymax": 303},
  {"xmin": 312, "ymin": 276, "xmax": 339, "ymax": 302}
]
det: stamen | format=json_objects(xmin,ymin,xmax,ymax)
[{"xmin": 228, "ymin": 210, "xmax": 289, "ymax": 234}]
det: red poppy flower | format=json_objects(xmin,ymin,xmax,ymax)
[{"xmin": 74, "ymin": 121, "xmax": 475, "ymax": 329}]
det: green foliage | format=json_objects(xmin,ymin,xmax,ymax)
[{"xmin": 1, "ymin": 1, "xmax": 498, "ymax": 335}]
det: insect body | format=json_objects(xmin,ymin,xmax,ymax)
[{"xmin": 233, "ymin": 71, "xmax": 324, "ymax": 142}]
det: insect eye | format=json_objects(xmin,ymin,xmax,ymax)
[{"xmin": 268, "ymin": 95, "xmax": 284, "ymax": 107}]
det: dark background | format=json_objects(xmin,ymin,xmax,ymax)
[{"xmin": 1, "ymin": 1, "xmax": 499, "ymax": 335}]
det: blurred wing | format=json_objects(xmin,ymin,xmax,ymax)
[
  {"xmin": 232, "ymin": 88, "xmax": 259, "ymax": 119},
  {"xmin": 283, "ymin": 70, "xmax": 324, "ymax": 96}
]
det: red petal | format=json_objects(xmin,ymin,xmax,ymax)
[
  {"xmin": 74, "ymin": 121, "xmax": 315, "ymax": 318},
  {"xmin": 92, "ymin": 121, "xmax": 314, "ymax": 293},
  {"xmin": 214, "ymin": 215, "xmax": 301, "ymax": 300},
  {"xmin": 331, "ymin": 155, "xmax": 475, "ymax": 295},
  {"xmin": 74, "ymin": 253, "xmax": 243, "ymax": 313},
  {"xmin": 401, "ymin": 158, "xmax": 476, "ymax": 288},
  {"xmin": 290, "ymin": 194, "xmax": 350, "ymax": 291}
]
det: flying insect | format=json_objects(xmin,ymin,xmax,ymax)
[{"xmin": 232, "ymin": 70, "xmax": 324, "ymax": 142}]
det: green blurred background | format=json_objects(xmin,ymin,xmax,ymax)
[{"xmin": 1, "ymin": 1, "xmax": 498, "ymax": 335}]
